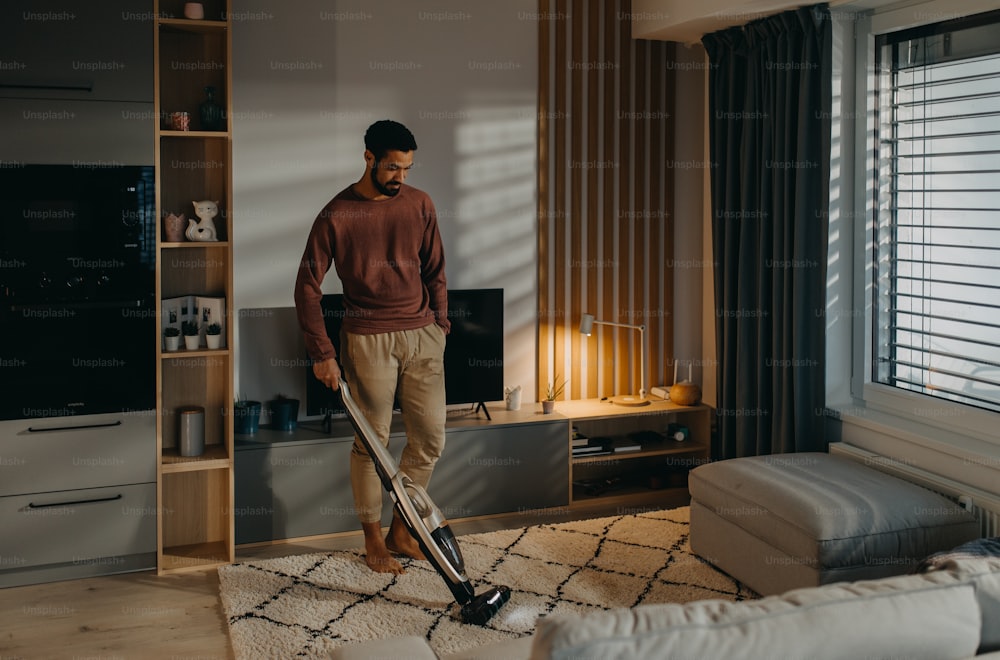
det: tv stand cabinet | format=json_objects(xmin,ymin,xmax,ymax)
[
  {"xmin": 234, "ymin": 398, "xmax": 711, "ymax": 545},
  {"xmin": 234, "ymin": 409, "xmax": 567, "ymax": 545}
]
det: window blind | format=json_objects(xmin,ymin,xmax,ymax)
[{"xmin": 874, "ymin": 11, "xmax": 1000, "ymax": 414}]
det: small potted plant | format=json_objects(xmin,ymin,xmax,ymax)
[
  {"xmin": 181, "ymin": 320, "xmax": 200, "ymax": 350},
  {"xmin": 163, "ymin": 326, "xmax": 181, "ymax": 352},
  {"xmin": 233, "ymin": 394, "xmax": 262, "ymax": 435},
  {"xmin": 269, "ymin": 393, "xmax": 299, "ymax": 431},
  {"xmin": 205, "ymin": 322, "xmax": 222, "ymax": 349},
  {"xmin": 542, "ymin": 375, "xmax": 566, "ymax": 414}
]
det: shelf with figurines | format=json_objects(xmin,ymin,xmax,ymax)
[
  {"xmin": 161, "ymin": 199, "xmax": 227, "ymax": 244},
  {"xmin": 161, "ymin": 295, "xmax": 227, "ymax": 353}
]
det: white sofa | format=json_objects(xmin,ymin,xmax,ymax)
[{"xmin": 330, "ymin": 555, "xmax": 1000, "ymax": 660}]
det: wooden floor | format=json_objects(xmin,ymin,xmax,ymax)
[{"xmin": 0, "ymin": 496, "xmax": 686, "ymax": 659}]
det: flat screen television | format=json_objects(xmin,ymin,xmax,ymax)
[{"xmin": 305, "ymin": 288, "xmax": 504, "ymax": 420}]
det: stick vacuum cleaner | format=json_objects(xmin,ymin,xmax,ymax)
[{"xmin": 337, "ymin": 377, "xmax": 511, "ymax": 626}]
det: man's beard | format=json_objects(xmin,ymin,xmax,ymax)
[{"xmin": 371, "ymin": 163, "xmax": 401, "ymax": 197}]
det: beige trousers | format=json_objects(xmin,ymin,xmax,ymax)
[{"xmin": 341, "ymin": 324, "xmax": 447, "ymax": 524}]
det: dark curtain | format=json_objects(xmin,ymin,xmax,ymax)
[{"xmin": 702, "ymin": 5, "xmax": 831, "ymax": 458}]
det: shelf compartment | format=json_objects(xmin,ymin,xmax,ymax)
[
  {"xmin": 571, "ymin": 454, "xmax": 697, "ymax": 504},
  {"xmin": 156, "ymin": 23, "xmax": 228, "ymax": 131},
  {"xmin": 159, "ymin": 468, "xmax": 232, "ymax": 573},
  {"xmin": 157, "ymin": 137, "xmax": 231, "ymax": 241},
  {"xmin": 158, "ymin": 244, "xmax": 229, "ymax": 299},
  {"xmin": 572, "ymin": 441, "xmax": 707, "ymax": 465},
  {"xmin": 160, "ymin": 355, "xmax": 230, "ymax": 453}
]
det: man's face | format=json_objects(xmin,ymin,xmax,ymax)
[{"xmin": 368, "ymin": 149, "xmax": 414, "ymax": 197}]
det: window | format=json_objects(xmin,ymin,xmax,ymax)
[{"xmin": 873, "ymin": 11, "xmax": 1000, "ymax": 415}]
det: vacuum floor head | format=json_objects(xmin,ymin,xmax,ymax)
[{"xmin": 459, "ymin": 585, "xmax": 512, "ymax": 626}]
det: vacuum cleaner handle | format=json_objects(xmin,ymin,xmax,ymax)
[
  {"xmin": 337, "ymin": 378, "xmax": 403, "ymax": 484},
  {"xmin": 338, "ymin": 378, "xmax": 470, "ymax": 589},
  {"xmin": 338, "ymin": 377, "xmax": 512, "ymax": 623}
]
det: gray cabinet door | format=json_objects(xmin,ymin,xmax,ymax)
[
  {"xmin": 0, "ymin": 482, "xmax": 155, "ymax": 570},
  {"xmin": 0, "ymin": 414, "xmax": 155, "ymax": 497},
  {"xmin": 429, "ymin": 420, "xmax": 569, "ymax": 518},
  {"xmin": 236, "ymin": 438, "xmax": 371, "ymax": 545}
]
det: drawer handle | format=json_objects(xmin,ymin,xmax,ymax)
[
  {"xmin": 27, "ymin": 494, "xmax": 123, "ymax": 509},
  {"xmin": 26, "ymin": 420, "xmax": 123, "ymax": 433}
]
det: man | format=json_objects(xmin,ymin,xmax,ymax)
[{"xmin": 294, "ymin": 119, "xmax": 449, "ymax": 574}]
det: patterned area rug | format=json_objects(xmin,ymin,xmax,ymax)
[{"xmin": 218, "ymin": 506, "xmax": 755, "ymax": 658}]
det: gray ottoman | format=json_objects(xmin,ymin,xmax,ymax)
[{"xmin": 689, "ymin": 452, "xmax": 980, "ymax": 596}]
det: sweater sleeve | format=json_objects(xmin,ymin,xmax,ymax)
[
  {"xmin": 420, "ymin": 199, "xmax": 450, "ymax": 334},
  {"xmin": 293, "ymin": 211, "xmax": 336, "ymax": 361}
]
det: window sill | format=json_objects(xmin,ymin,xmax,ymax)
[{"xmin": 827, "ymin": 401, "xmax": 1000, "ymax": 467}]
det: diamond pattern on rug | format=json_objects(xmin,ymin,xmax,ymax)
[{"xmin": 218, "ymin": 506, "xmax": 756, "ymax": 659}]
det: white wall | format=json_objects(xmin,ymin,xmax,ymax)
[
  {"xmin": 230, "ymin": 0, "xmax": 538, "ymax": 400},
  {"xmin": 670, "ymin": 43, "xmax": 712, "ymax": 400}
]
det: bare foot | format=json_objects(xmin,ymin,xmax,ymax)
[
  {"xmin": 361, "ymin": 521, "xmax": 405, "ymax": 574},
  {"xmin": 385, "ymin": 513, "xmax": 426, "ymax": 561}
]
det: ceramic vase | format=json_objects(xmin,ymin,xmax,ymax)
[
  {"xmin": 199, "ymin": 86, "xmax": 224, "ymax": 131},
  {"xmin": 270, "ymin": 398, "xmax": 299, "ymax": 431},
  {"xmin": 234, "ymin": 401, "xmax": 261, "ymax": 435},
  {"xmin": 163, "ymin": 213, "xmax": 186, "ymax": 242}
]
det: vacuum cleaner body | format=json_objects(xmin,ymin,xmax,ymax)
[{"xmin": 338, "ymin": 378, "xmax": 511, "ymax": 625}]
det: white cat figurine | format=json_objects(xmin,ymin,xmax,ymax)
[{"xmin": 186, "ymin": 200, "xmax": 219, "ymax": 241}]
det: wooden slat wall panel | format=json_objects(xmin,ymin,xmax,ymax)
[{"xmin": 538, "ymin": 0, "xmax": 675, "ymax": 401}]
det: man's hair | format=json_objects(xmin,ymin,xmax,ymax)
[{"xmin": 364, "ymin": 120, "xmax": 417, "ymax": 160}]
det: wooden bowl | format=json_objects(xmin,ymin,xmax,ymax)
[{"xmin": 670, "ymin": 381, "xmax": 702, "ymax": 406}]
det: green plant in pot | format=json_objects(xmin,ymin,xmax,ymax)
[
  {"xmin": 269, "ymin": 393, "xmax": 299, "ymax": 431},
  {"xmin": 233, "ymin": 394, "xmax": 261, "ymax": 435},
  {"xmin": 181, "ymin": 320, "xmax": 200, "ymax": 350},
  {"xmin": 543, "ymin": 375, "xmax": 566, "ymax": 414},
  {"xmin": 163, "ymin": 326, "xmax": 181, "ymax": 352},
  {"xmin": 205, "ymin": 322, "xmax": 222, "ymax": 349}
]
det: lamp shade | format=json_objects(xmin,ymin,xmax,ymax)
[{"xmin": 579, "ymin": 313, "xmax": 595, "ymax": 336}]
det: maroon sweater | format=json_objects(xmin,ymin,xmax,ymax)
[{"xmin": 293, "ymin": 183, "xmax": 449, "ymax": 362}]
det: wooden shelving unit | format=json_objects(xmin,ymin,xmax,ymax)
[
  {"xmin": 556, "ymin": 398, "xmax": 711, "ymax": 507},
  {"xmin": 153, "ymin": 0, "xmax": 234, "ymax": 575}
]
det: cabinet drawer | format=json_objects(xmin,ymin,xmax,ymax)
[
  {"xmin": 0, "ymin": 413, "xmax": 155, "ymax": 496},
  {"xmin": 0, "ymin": 482, "xmax": 155, "ymax": 570}
]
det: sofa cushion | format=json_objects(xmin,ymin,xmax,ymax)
[
  {"xmin": 914, "ymin": 537, "xmax": 1000, "ymax": 653},
  {"xmin": 688, "ymin": 453, "xmax": 979, "ymax": 580},
  {"xmin": 530, "ymin": 570, "xmax": 982, "ymax": 660},
  {"xmin": 927, "ymin": 556, "xmax": 1000, "ymax": 654},
  {"xmin": 976, "ymin": 570, "xmax": 1000, "ymax": 653}
]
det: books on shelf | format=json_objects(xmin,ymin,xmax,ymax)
[
  {"xmin": 572, "ymin": 435, "xmax": 613, "ymax": 457},
  {"xmin": 573, "ymin": 445, "xmax": 612, "ymax": 457},
  {"xmin": 161, "ymin": 294, "xmax": 226, "ymax": 348}
]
